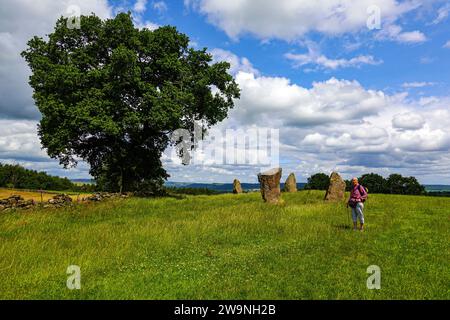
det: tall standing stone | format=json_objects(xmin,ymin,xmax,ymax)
[
  {"xmin": 233, "ymin": 179, "xmax": 243, "ymax": 194},
  {"xmin": 324, "ymin": 172, "xmax": 346, "ymax": 201},
  {"xmin": 258, "ymin": 168, "xmax": 282, "ymax": 204},
  {"xmin": 284, "ymin": 173, "xmax": 297, "ymax": 192}
]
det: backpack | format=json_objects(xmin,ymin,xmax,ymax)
[{"xmin": 358, "ymin": 185, "xmax": 368, "ymax": 203}]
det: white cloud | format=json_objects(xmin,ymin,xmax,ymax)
[
  {"xmin": 443, "ymin": 40, "xmax": 450, "ymax": 48},
  {"xmin": 393, "ymin": 127, "xmax": 450, "ymax": 152},
  {"xmin": 402, "ymin": 81, "xmax": 436, "ymax": 88},
  {"xmin": 130, "ymin": 0, "xmax": 160, "ymax": 30},
  {"xmin": 285, "ymin": 47, "xmax": 382, "ymax": 70},
  {"xmin": 134, "ymin": 19, "xmax": 160, "ymax": 30},
  {"xmin": 134, "ymin": 0, "xmax": 148, "ymax": 13},
  {"xmin": 185, "ymin": 0, "xmax": 417, "ymax": 40},
  {"xmin": 392, "ymin": 112, "xmax": 425, "ymax": 130},
  {"xmin": 431, "ymin": 3, "xmax": 450, "ymax": 25},
  {"xmin": 284, "ymin": 37, "xmax": 383, "ymax": 72},
  {"xmin": 0, "ymin": 120, "xmax": 46, "ymax": 161},
  {"xmin": 153, "ymin": 1, "xmax": 168, "ymax": 13},
  {"xmin": 210, "ymin": 49, "xmax": 258, "ymax": 75},
  {"xmin": 376, "ymin": 24, "xmax": 427, "ymax": 43},
  {"xmin": 420, "ymin": 56, "xmax": 434, "ymax": 64},
  {"xmin": 232, "ymin": 72, "xmax": 388, "ymax": 126}
]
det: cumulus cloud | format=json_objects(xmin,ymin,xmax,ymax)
[
  {"xmin": 210, "ymin": 48, "xmax": 259, "ymax": 75},
  {"xmin": 232, "ymin": 73, "xmax": 388, "ymax": 126},
  {"xmin": 0, "ymin": 119, "xmax": 95, "ymax": 178},
  {"xmin": 392, "ymin": 112, "xmax": 426, "ymax": 130},
  {"xmin": 393, "ymin": 127, "xmax": 450, "ymax": 152},
  {"xmin": 185, "ymin": 0, "xmax": 417, "ymax": 40},
  {"xmin": 0, "ymin": 120, "xmax": 46, "ymax": 161}
]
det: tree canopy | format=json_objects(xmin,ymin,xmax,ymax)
[
  {"xmin": 304, "ymin": 173, "xmax": 330, "ymax": 190},
  {"xmin": 22, "ymin": 13, "xmax": 240, "ymax": 193},
  {"xmin": 304, "ymin": 171, "xmax": 425, "ymax": 195},
  {"xmin": 342, "ymin": 172, "xmax": 425, "ymax": 195},
  {"xmin": 358, "ymin": 173, "xmax": 386, "ymax": 193},
  {"xmin": 0, "ymin": 162, "xmax": 76, "ymax": 191}
]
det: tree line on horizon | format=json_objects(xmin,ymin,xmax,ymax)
[
  {"xmin": 304, "ymin": 172, "xmax": 427, "ymax": 195},
  {"xmin": 0, "ymin": 163, "xmax": 95, "ymax": 192}
]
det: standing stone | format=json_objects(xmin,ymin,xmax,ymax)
[
  {"xmin": 284, "ymin": 173, "xmax": 297, "ymax": 192},
  {"xmin": 258, "ymin": 168, "xmax": 282, "ymax": 204},
  {"xmin": 233, "ymin": 179, "xmax": 243, "ymax": 194},
  {"xmin": 324, "ymin": 172, "xmax": 346, "ymax": 201}
]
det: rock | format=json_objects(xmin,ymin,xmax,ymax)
[
  {"xmin": 86, "ymin": 193, "xmax": 103, "ymax": 201},
  {"xmin": 0, "ymin": 195, "xmax": 35, "ymax": 212},
  {"xmin": 257, "ymin": 168, "xmax": 282, "ymax": 204},
  {"xmin": 8, "ymin": 195, "xmax": 23, "ymax": 200},
  {"xmin": 85, "ymin": 192, "xmax": 127, "ymax": 202},
  {"xmin": 47, "ymin": 194, "xmax": 72, "ymax": 207},
  {"xmin": 284, "ymin": 173, "xmax": 297, "ymax": 192},
  {"xmin": 233, "ymin": 179, "xmax": 243, "ymax": 194},
  {"xmin": 7, "ymin": 195, "xmax": 23, "ymax": 205},
  {"xmin": 52, "ymin": 194, "xmax": 72, "ymax": 203},
  {"xmin": 324, "ymin": 172, "xmax": 346, "ymax": 201}
]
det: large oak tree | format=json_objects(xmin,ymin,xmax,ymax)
[{"xmin": 22, "ymin": 13, "xmax": 240, "ymax": 193}]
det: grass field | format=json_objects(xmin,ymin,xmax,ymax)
[{"xmin": 0, "ymin": 190, "xmax": 448, "ymax": 299}]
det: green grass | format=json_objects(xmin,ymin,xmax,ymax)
[{"xmin": 0, "ymin": 191, "xmax": 448, "ymax": 299}]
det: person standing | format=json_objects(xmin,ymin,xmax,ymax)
[{"xmin": 347, "ymin": 177, "xmax": 368, "ymax": 231}]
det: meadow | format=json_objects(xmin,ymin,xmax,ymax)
[{"xmin": 0, "ymin": 190, "xmax": 448, "ymax": 299}]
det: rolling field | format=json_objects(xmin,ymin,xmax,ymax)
[
  {"xmin": 0, "ymin": 190, "xmax": 448, "ymax": 299},
  {"xmin": 0, "ymin": 188, "xmax": 82, "ymax": 202}
]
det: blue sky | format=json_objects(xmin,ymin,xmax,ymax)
[{"xmin": 1, "ymin": 0, "xmax": 450, "ymax": 184}]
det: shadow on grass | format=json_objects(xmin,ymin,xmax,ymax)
[{"xmin": 334, "ymin": 224, "xmax": 352, "ymax": 230}]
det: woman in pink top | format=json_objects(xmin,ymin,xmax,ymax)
[{"xmin": 347, "ymin": 177, "xmax": 368, "ymax": 231}]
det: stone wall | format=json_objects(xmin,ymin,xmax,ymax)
[
  {"xmin": 0, "ymin": 192, "xmax": 130, "ymax": 212},
  {"xmin": 0, "ymin": 195, "xmax": 35, "ymax": 212}
]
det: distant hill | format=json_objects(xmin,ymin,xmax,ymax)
[
  {"xmin": 165, "ymin": 181, "xmax": 307, "ymax": 193},
  {"xmin": 424, "ymin": 185, "xmax": 450, "ymax": 192},
  {"xmin": 71, "ymin": 179, "xmax": 95, "ymax": 185},
  {"xmin": 71, "ymin": 179, "xmax": 450, "ymax": 194}
]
